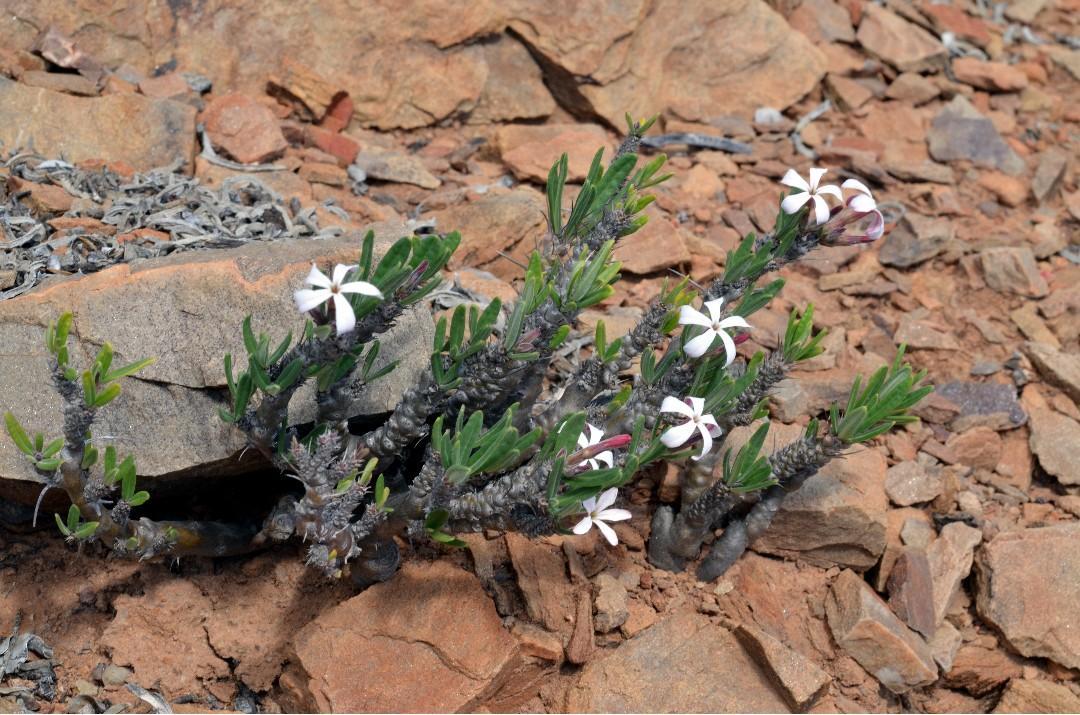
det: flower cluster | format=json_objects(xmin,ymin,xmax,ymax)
[{"xmin": 781, "ymin": 168, "xmax": 885, "ymax": 245}]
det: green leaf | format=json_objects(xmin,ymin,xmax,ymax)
[
  {"xmin": 103, "ymin": 445, "xmax": 117, "ymax": 479},
  {"xmin": 449, "ymin": 306, "xmax": 466, "ymax": 354},
  {"xmin": 359, "ymin": 230, "xmax": 375, "ymax": 280},
  {"xmin": 275, "ymin": 358, "xmax": 305, "ymax": 391},
  {"xmin": 73, "ymin": 521, "xmax": 99, "ymax": 540},
  {"xmin": 268, "ymin": 332, "xmax": 292, "ymax": 365},
  {"xmin": 4, "ymin": 413, "xmax": 34, "ymax": 456},
  {"xmin": 103, "ymin": 356, "xmax": 156, "ymax": 383},
  {"xmin": 47, "ymin": 312, "xmax": 73, "ymax": 354},
  {"xmin": 242, "ymin": 316, "xmax": 258, "ymax": 356},
  {"xmin": 223, "ymin": 354, "xmax": 236, "ymax": 396},
  {"xmin": 66, "ymin": 504, "xmax": 80, "ymax": 532},
  {"xmin": 546, "ymin": 154, "xmax": 568, "ymax": 236},
  {"xmin": 374, "ymin": 474, "xmax": 391, "ymax": 512},
  {"xmin": 93, "ymin": 342, "xmax": 114, "ymax": 380},
  {"xmin": 81, "ymin": 445, "xmax": 99, "ymax": 470},
  {"xmin": 81, "ymin": 370, "xmax": 96, "ymax": 406},
  {"xmin": 35, "ymin": 458, "xmax": 61, "ymax": 471},
  {"xmin": 127, "ymin": 491, "xmax": 150, "ymax": 507},
  {"xmin": 91, "ymin": 383, "xmax": 121, "ymax": 408},
  {"xmin": 41, "ymin": 437, "xmax": 64, "ymax": 458},
  {"xmin": 548, "ymin": 324, "xmax": 570, "ymax": 350},
  {"xmin": 425, "ymin": 508, "xmax": 450, "ymax": 531},
  {"xmin": 55, "ymin": 511, "xmax": 71, "ymax": 536},
  {"xmin": 430, "ymin": 531, "xmax": 467, "ymax": 548}
]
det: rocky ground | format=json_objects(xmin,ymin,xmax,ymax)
[{"xmin": 0, "ymin": 0, "xmax": 1078, "ymax": 712}]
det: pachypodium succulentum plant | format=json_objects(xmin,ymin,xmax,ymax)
[{"xmin": 5, "ymin": 115, "xmax": 930, "ymax": 585}]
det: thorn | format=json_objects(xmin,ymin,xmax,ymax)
[
  {"xmin": 496, "ymin": 251, "xmax": 528, "ymax": 269},
  {"xmin": 666, "ymin": 267, "xmax": 705, "ymax": 291}
]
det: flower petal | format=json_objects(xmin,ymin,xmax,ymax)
[
  {"xmin": 339, "ymin": 280, "xmax": 384, "ymax": 299},
  {"xmin": 577, "ymin": 432, "xmax": 590, "ymax": 450},
  {"xmin": 594, "ymin": 451, "xmax": 614, "ymax": 469},
  {"xmin": 587, "ymin": 424, "xmax": 603, "ymax": 445},
  {"xmin": 781, "ymin": 191, "xmax": 811, "ymax": 215},
  {"xmin": 717, "ymin": 328, "xmax": 738, "ymax": 367},
  {"xmin": 678, "ymin": 305, "xmax": 712, "ymax": 328},
  {"xmin": 333, "ymin": 293, "xmax": 357, "ymax": 334},
  {"xmin": 700, "ymin": 414, "xmax": 721, "ymax": 435},
  {"xmin": 780, "ymin": 168, "xmax": 809, "ymax": 192},
  {"xmin": 865, "ymin": 210, "xmax": 885, "ymax": 241},
  {"xmin": 304, "ymin": 264, "xmax": 333, "ymax": 289},
  {"xmin": 595, "ymin": 519, "xmax": 619, "ymax": 546},
  {"xmin": 811, "ymin": 194, "xmax": 831, "ymax": 226},
  {"xmin": 693, "ymin": 422, "xmax": 715, "ymax": 461},
  {"xmin": 660, "ymin": 395, "xmax": 694, "ymax": 418},
  {"xmin": 596, "ymin": 487, "xmax": 618, "ymax": 512},
  {"xmin": 849, "ymin": 193, "xmax": 877, "ymax": 213},
  {"xmin": 331, "ymin": 264, "xmax": 352, "ymax": 286},
  {"xmin": 684, "ymin": 330, "xmax": 717, "ymax": 358},
  {"xmin": 597, "ymin": 508, "xmax": 632, "ymax": 523},
  {"xmin": 718, "ymin": 315, "xmax": 751, "ymax": 330},
  {"xmin": 816, "ymin": 183, "xmax": 843, "ymax": 202},
  {"xmin": 808, "ymin": 167, "xmax": 827, "ymax": 191},
  {"xmin": 842, "ymin": 178, "xmax": 872, "ymax": 196},
  {"xmin": 703, "ymin": 297, "xmax": 725, "ymax": 324},
  {"xmin": 661, "ymin": 420, "xmax": 697, "ymax": 449},
  {"xmin": 686, "ymin": 396, "xmax": 705, "ymax": 416},
  {"xmin": 572, "ymin": 516, "xmax": 594, "ymax": 535},
  {"xmin": 294, "ymin": 288, "xmax": 332, "ymax": 313},
  {"xmin": 581, "ymin": 495, "xmax": 597, "ymax": 513}
]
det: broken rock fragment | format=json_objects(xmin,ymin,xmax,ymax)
[
  {"xmin": 201, "ymin": 92, "xmax": 288, "ymax": 164},
  {"xmin": 826, "ymin": 569, "xmax": 938, "ymax": 693},
  {"xmin": 976, "ymin": 523, "xmax": 1080, "ymax": 669}
]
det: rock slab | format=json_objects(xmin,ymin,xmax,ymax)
[
  {"xmin": 565, "ymin": 612, "xmax": 790, "ymax": 712},
  {"xmin": 975, "ymin": 524, "xmax": 1080, "ymax": 670},
  {"xmin": 753, "ymin": 445, "xmax": 888, "ymax": 570},
  {"xmin": 0, "ymin": 76, "xmax": 195, "ymax": 170},
  {"xmin": 0, "ymin": 228, "xmax": 431, "ymax": 493},
  {"xmin": 288, "ymin": 560, "xmax": 519, "ymax": 712},
  {"xmin": 826, "ymin": 569, "xmax": 938, "ymax": 693}
]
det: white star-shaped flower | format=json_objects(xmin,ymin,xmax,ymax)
[
  {"xmin": 781, "ymin": 167, "xmax": 842, "ymax": 226},
  {"xmin": 660, "ymin": 396, "xmax": 722, "ymax": 460},
  {"xmin": 572, "ymin": 487, "xmax": 631, "ymax": 545},
  {"xmin": 678, "ymin": 297, "xmax": 751, "ymax": 364},
  {"xmin": 294, "ymin": 264, "xmax": 383, "ymax": 335},
  {"xmin": 842, "ymin": 178, "xmax": 876, "ymax": 213},
  {"xmin": 838, "ymin": 178, "xmax": 885, "ymax": 243},
  {"xmin": 577, "ymin": 423, "xmax": 614, "ymax": 470}
]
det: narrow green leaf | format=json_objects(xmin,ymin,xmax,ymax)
[
  {"xmin": 73, "ymin": 521, "xmax": 99, "ymax": 540},
  {"xmin": 242, "ymin": 316, "xmax": 258, "ymax": 356},
  {"xmin": 81, "ymin": 370, "xmax": 96, "ymax": 406},
  {"xmin": 92, "ymin": 383, "xmax": 121, "ymax": 408},
  {"xmin": 4, "ymin": 413, "xmax": 34, "ymax": 456}
]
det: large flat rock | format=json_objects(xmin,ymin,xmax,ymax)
[
  {"xmin": 0, "ymin": 77, "xmax": 195, "ymax": 170},
  {"xmin": 285, "ymin": 560, "xmax": 519, "ymax": 712},
  {"xmin": 512, "ymin": 0, "xmax": 826, "ymax": 123},
  {"xmin": 0, "ymin": 225, "xmax": 432, "ymax": 494},
  {"xmin": 975, "ymin": 524, "xmax": 1080, "ymax": 670},
  {"xmin": 565, "ymin": 611, "xmax": 790, "ymax": 712}
]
